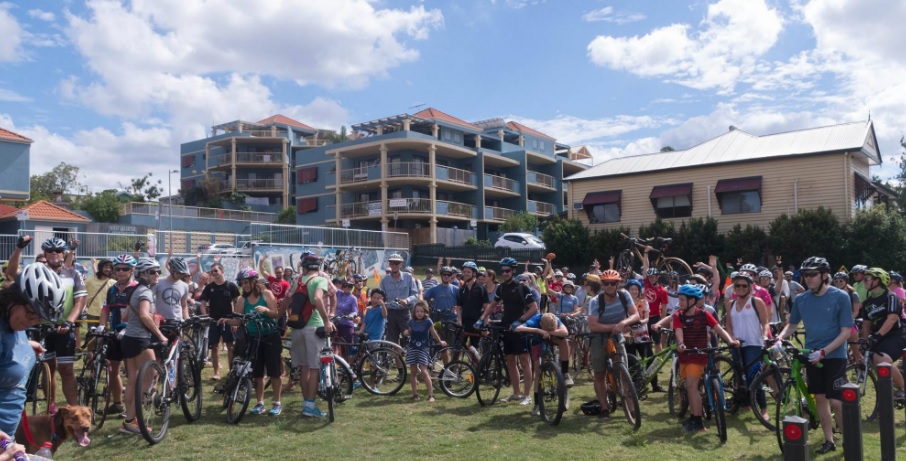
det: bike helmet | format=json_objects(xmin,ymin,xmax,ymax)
[
  {"xmin": 352, "ymin": 274, "xmax": 365, "ymax": 282},
  {"xmin": 302, "ymin": 253, "xmax": 322, "ymax": 270},
  {"xmin": 554, "ymin": 270, "xmax": 564, "ymax": 277},
  {"xmin": 891, "ymin": 271, "xmax": 903, "ymax": 283},
  {"xmin": 864, "ymin": 267, "xmax": 890, "ymax": 286},
  {"xmin": 404, "ymin": 266, "xmax": 414, "ymax": 274},
  {"xmin": 851, "ymin": 265, "xmax": 867, "ymax": 274},
  {"xmin": 833, "ymin": 272, "xmax": 849, "ymax": 281},
  {"xmin": 739, "ymin": 263, "xmax": 758, "ymax": 275},
  {"xmin": 800, "ymin": 256, "xmax": 830, "ymax": 273},
  {"xmin": 601, "ymin": 269, "xmax": 621, "ymax": 282},
  {"xmin": 625, "ymin": 279, "xmax": 644, "ymax": 291},
  {"xmin": 40, "ymin": 237, "xmax": 68, "ymax": 252},
  {"xmin": 461, "ymin": 261, "xmax": 478, "ymax": 272},
  {"xmin": 440, "ymin": 266, "xmax": 454, "ymax": 276},
  {"xmin": 732, "ymin": 273, "xmax": 754, "ymax": 285},
  {"xmin": 387, "ymin": 253, "xmax": 403, "ymax": 263},
  {"xmin": 689, "ymin": 274, "xmax": 707, "ymax": 285},
  {"xmin": 113, "ymin": 254, "xmax": 136, "ymax": 267},
  {"xmin": 581, "ymin": 400, "xmax": 602, "ymax": 416},
  {"xmin": 168, "ymin": 257, "xmax": 189, "ymax": 275},
  {"xmin": 236, "ymin": 267, "xmax": 258, "ymax": 281},
  {"xmin": 566, "ymin": 273, "xmax": 576, "ymax": 280},
  {"xmin": 562, "ymin": 280, "xmax": 576, "ymax": 290},
  {"xmin": 134, "ymin": 257, "xmax": 160, "ymax": 274},
  {"xmin": 585, "ymin": 274, "xmax": 600, "ymax": 283},
  {"xmin": 16, "ymin": 263, "xmax": 65, "ymax": 323},
  {"xmin": 677, "ymin": 284, "xmax": 703, "ymax": 299},
  {"xmin": 758, "ymin": 270, "xmax": 772, "ymax": 279},
  {"xmin": 645, "ymin": 268, "xmax": 660, "ymax": 277},
  {"xmin": 499, "ymin": 257, "xmax": 518, "ymax": 269}
]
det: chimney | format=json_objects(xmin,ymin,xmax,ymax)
[{"xmin": 729, "ymin": 125, "xmax": 737, "ymax": 131}]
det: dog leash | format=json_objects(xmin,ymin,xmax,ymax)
[{"xmin": 20, "ymin": 409, "xmax": 59, "ymax": 449}]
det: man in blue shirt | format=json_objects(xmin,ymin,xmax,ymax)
[
  {"xmin": 423, "ymin": 266, "xmax": 460, "ymax": 361},
  {"xmin": 774, "ymin": 256, "xmax": 853, "ymax": 455},
  {"xmin": 379, "ymin": 253, "xmax": 417, "ymax": 347}
]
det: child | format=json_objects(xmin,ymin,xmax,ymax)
[
  {"xmin": 358, "ymin": 288, "xmax": 388, "ymax": 341},
  {"xmin": 404, "ymin": 300, "xmax": 446, "ymax": 401},
  {"xmin": 624, "ymin": 279, "xmax": 660, "ymax": 392},
  {"xmin": 515, "ymin": 312, "xmax": 569, "ymax": 416}
]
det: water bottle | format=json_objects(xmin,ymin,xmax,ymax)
[
  {"xmin": 34, "ymin": 442, "xmax": 54, "ymax": 460},
  {"xmin": 0, "ymin": 439, "xmax": 29, "ymax": 461},
  {"xmin": 168, "ymin": 366, "xmax": 176, "ymax": 387},
  {"xmin": 467, "ymin": 345, "xmax": 480, "ymax": 361}
]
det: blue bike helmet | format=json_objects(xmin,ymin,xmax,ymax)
[
  {"xmin": 462, "ymin": 261, "xmax": 479, "ymax": 272},
  {"xmin": 499, "ymin": 257, "xmax": 518, "ymax": 269},
  {"xmin": 625, "ymin": 279, "xmax": 644, "ymax": 291},
  {"xmin": 677, "ymin": 284, "xmax": 703, "ymax": 299}
]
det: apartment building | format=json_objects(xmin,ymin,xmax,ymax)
[{"xmin": 0, "ymin": 126, "xmax": 32, "ymax": 203}]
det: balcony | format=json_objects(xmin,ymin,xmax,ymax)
[
  {"xmin": 122, "ymin": 202, "xmax": 278, "ymax": 223},
  {"xmin": 209, "ymin": 152, "xmax": 285, "ymax": 169},
  {"xmin": 387, "ymin": 162, "xmax": 430, "ymax": 179},
  {"xmin": 485, "ymin": 206, "xmax": 516, "ymax": 221},
  {"xmin": 527, "ymin": 171, "xmax": 555, "ymax": 191},
  {"xmin": 484, "ymin": 174, "xmax": 520, "ymax": 196},
  {"xmin": 437, "ymin": 200, "xmax": 475, "ymax": 219},
  {"xmin": 528, "ymin": 200, "xmax": 554, "ymax": 216},
  {"xmin": 340, "ymin": 198, "xmax": 438, "ymax": 219},
  {"xmin": 340, "ymin": 200, "xmax": 383, "ymax": 219},
  {"xmin": 218, "ymin": 178, "xmax": 283, "ymax": 193},
  {"xmin": 435, "ymin": 165, "xmax": 477, "ymax": 188},
  {"xmin": 387, "ymin": 197, "xmax": 431, "ymax": 214},
  {"xmin": 339, "ymin": 165, "xmax": 381, "ymax": 185}
]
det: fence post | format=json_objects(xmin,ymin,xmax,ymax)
[
  {"xmin": 782, "ymin": 415, "xmax": 810, "ymax": 461},
  {"xmin": 840, "ymin": 382, "xmax": 863, "ymax": 461},
  {"xmin": 875, "ymin": 362, "xmax": 896, "ymax": 460}
]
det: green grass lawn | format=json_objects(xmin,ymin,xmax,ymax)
[{"xmin": 53, "ymin": 349, "xmax": 905, "ymax": 461}]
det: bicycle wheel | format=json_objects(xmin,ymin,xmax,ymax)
[
  {"xmin": 626, "ymin": 353, "xmax": 645, "ymax": 399},
  {"xmin": 710, "ymin": 377, "xmax": 728, "ymax": 443},
  {"xmin": 323, "ymin": 364, "xmax": 336, "ymax": 423},
  {"xmin": 659, "ymin": 257, "xmax": 693, "ymax": 283},
  {"xmin": 318, "ymin": 362, "xmax": 354, "ymax": 402},
  {"xmin": 844, "ymin": 364, "xmax": 878, "ymax": 422},
  {"xmin": 135, "ymin": 360, "xmax": 169, "ymax": 444},
  {"xmin": 615, "ymin": 362, "xmax": 642, "ymax": 431},
  {"xmin": 475, "ymin": 353, "xmax": 503, "ymax": 406},
  {"xmin": 714, "ymin": 355, "xmax": 740, "ymax": 414},
  {"xmin": 180, "ymin": 346, "xmax": 203, "ymax": 422},
  {"xmin": 28, "ymin": 362, "xmax": 53, "ymax": 416},
  {"xmin": 538, "ymin": 361, "xmax": 566, "ymax": 425},
  {"xmin": 439, "ymin": 360, "xmax": 476, "ymax": 398},
  {"xmin": 775, "ymin": 380, "xmax": 810, "ymax": 453},
  {"xmin": 749, "ymin": 365, "xmax": 788, "ymax": 431},
  {"xmin": 359, "ymin": 347, "xmax": 407, "ymax": 396},
  {"xmin": 615, "ymin": 250, "xmax": 635, "ymax": 275},
  {"xmin": 91, "ymin": 359, "xmax": 111, "ymax": 429},
  {"xmin": 668, "ymin": 359, "xmax": 688, "ymax": 418},
  {"xmin": 226, "ymin": 376, "xmax": 252, "ymax": 425}
]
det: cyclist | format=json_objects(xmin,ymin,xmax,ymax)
[
  {"xmin": 39, "ymin": 237, "xmax": 87, "ymax": 407},
  {"xmin": 515, "ymin": 312, "xmax": 569, "ymax": 416},
  {"xmin": 155, "ymin": 257, "xmax": 190, "ymax": 323},
  {"xmin": 889, "ymin": 271, "xmax": 906, "ymax": 309},
  {"xmin": 673, "ymin": 284, "xmax": 739, "ymax": 433},
  {"xmin": 640, "ymin": 256, "xmax": 668, "ymax": 355},
  {"xmin": 379, "ymin": 253, "xmax": 417, "ymax": 347},
  {"xmin": 97, "ymin": 254, "xmax": 138, "ymax": 417},
  {"xmin": 859, "ymin": 267, "xmax": 906, "ymax": 400},
  {"xmin": 850, "ymin": 265, "xmax": 868, "ymax": 302},
  {"xmin": 121, "ymin": 257, "xmax": 169, "ymax": 435},
  {"xmin": 588, "ymin": 269, "xmax": 639, "ymax": 418},
  {"xmin": 456, "ymin": 261, "xmax": 489, "ymax": 344},
  {"xmin": 422, "ymin": 265, "xmax": 438, "ymax": 291},
  {"xmin": 423, "ymin": 266, "xmax": 460, "ymax": 349},
  {"xmin": 222, "ymin": 268, "xmax": 283, "ymax": 416},
  {"xmin": 357, "ymin": 288, "xmax": 387, "ymax": 342},
  {"xmin": 200, "ymin": 263, "xmax": 240, "ymax": 381},
  {"xmin": 351, "ymin": 274, "xmax": 369, "ymax": 316},
  {"xmin": 548, "ymin": 279, "xmax": 578, "ymax": 386},
  {"xmin": 773, "ymin": 256, "xmax": 852, "ymax": 454},
  {"xmin": 833, "ymin": 272, "xmax": 863, "ymax": 363},
  {"xmin": 724, "ymin": 272, "xmax": 770, "ymax": 420},
  {"xmin": 0, "ymin": 263, "xmax": 64, "ymax": 439},
  {"xmin": 333, "ymin": 278, "xmax": 359, "ymax": 351},
  {"xmin": 624, "ymin": 278, "xmax": 659, "ymax": 392}
]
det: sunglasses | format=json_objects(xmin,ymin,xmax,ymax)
[
  {"xmin": 47, "ymin": 249, "xmax": 65, "ymax": 254},
  {"xmin": 500, "ymin": 269, "xmax": 512, "ymax": 274},
  {"xmin": 389, "ymin": 261, "xmax": 402, "ymax": 265},
  {"xmin": 802, "ymin": 271, "xmax": 821, "ymax": 278},
  {"xmin": 146, "ymin": 270, "xmax": 161, "ymax": 275},
  {"xmin": 114, "ymin": 267, "xmax": 133, "ymax": 272},
  {"xmin": 734, "ymin": 284, "xmax": 749, "ymax": 289},
  {"xmin": 602, "ymin": 282, "xmax": 618, "ymax": 287}
]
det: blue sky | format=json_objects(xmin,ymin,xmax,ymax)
[{"xmin": 1, "ymin": 0, "xmax": 905, "ymax": 192}]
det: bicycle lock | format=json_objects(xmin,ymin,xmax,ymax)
[
  {"xmin": 876, "ymin": 362, "xmax": 896, "ymax": 460},
  {"xmin": 782, "ymin": 415, "xmax": 810, "ymax": 460},
  {"xmin": 840, "ymin": 382, "xmax": 863, "ymax": 460}
]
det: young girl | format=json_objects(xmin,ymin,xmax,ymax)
[
  {"xmin": 404, "ymin": 301, "xmax": 446, "ymax": 401},
  {"xmin": 624, "ymin": 279, "xmax": 659, "ymax": 392}
]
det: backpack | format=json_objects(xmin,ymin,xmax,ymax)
[
  {"xmin": 596, "ymin": 289, "xmax": 631, "ymax": 322},
  {"xmin": 286, "ymin": 276, "xmax": 323, "ymax": 329}
]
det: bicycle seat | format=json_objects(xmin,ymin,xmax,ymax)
[
  {"xmin": 315, "ymin": 327, "xmax": 327, "ymax": 339},
  {"xmin": 656, "ymin": 237, "xmax": 672, "ymax": 246}
]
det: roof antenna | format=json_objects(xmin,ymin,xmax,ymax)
[
  {"xmin": 868, "ymin": 110, "xmax": 871, "ymax": 121},
  {"xmin": 409, "ymin": 103, "xmax": 426, "ymax": 112}
]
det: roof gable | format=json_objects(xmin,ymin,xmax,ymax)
[
  {"xmin": 413, "ymin": 108, "xmax": 481, "ymax": 132},
  {"xmin": 256, "ymin": 114, "xmax": 315, "ymax": 132},
  {"xmin": 506, "ymin": 121, "xmax": 555, "ymax": 141},
  {"xmin": 0, "ymin": 200, "xmax": 91, "ymax": 222},
  {"xmin": 0, "ymin": 126, "xmax": 33, "ymax": 144}
]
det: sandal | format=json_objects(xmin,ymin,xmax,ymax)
[
  {"xmin": 412, "ymin": 395, "xmax": 421, "ymax": 401},
  {"xmin": 211, "ymin": 375, "xmax": 220, "ymax": 381},
  {"xmin": 428, "ymin": 396, "xmax": 436, "ymax": 402}
]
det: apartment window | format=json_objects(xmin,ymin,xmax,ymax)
[
  {"xmin": 582, "ymin": 190, "xmax": 621, "ymax": 223},
  {"xmin": 297, "ymin": 197, "xmax": 318, "ymax": 214},
  {"xmin": 180, "ymin": 179, "xmax": 194, "ymax": 191},
  {"xmin": 650, "ymin": 183, "xmax": 693, "ymax": 218},
  {"xmin": 715, "ymin": 176, "xmax": 762, "ymax": 214},
  {"xmin": 297, "ymin": 167, "xmax": 318, "ymax": 184},
  {"xmin": 539, "ymin": 141, "xmax": 545, "ymax": 151},
  {"xmin": 181, "ymin": 156, "xmax": 194, "ymax": 168}
]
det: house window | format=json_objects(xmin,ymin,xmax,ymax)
[
  {"xmin": 296, "ymin": 167, "xmax": 318, "ymax": 184},
  {"xmin": 650, "ymin": 183, "xmax": 693, "ymax": 218},
  {"xmin": 582, "ymin": 190, "xmax": 621, "ymax": 223},
  {"xmin": 715, "ymin": 176, "xmax": 762, "ymax": 214}
]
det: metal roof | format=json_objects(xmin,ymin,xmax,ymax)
[{"xmin": 568, "ymin": 120, "xmax": 879, "ymax": 181}]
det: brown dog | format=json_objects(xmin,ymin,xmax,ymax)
[{"xmin": 14, "ymin": 405, "xmax": 92, "ymax": 454}]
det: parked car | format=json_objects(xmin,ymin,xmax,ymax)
[
  {"xmin": 199, "ymin": 243, "xmax": 239, "ymax": 255},
  {"xmin": 494, "ymin": 232, "xmax": 546, "ymax": 250}
]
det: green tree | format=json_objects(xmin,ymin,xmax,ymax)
[
  {"xmin": 673, "ymin": 217, "xmax": 724, "ymax": 265},
  {"xmin": 122, "ymin": 172, "xmax": 163, "ymax": 202},
  {"xmin": 30, "ymin": 162, "xmax": 81, "ymax": 201},
  {"xmin": 81, "ymin": 190, "xmax": 121, "ymax": 222},
  {"xmin": 638, "ymin": 218, "xmax": 676, "ymax": 241},
  {"xmin": 842, "ymin": 205, "xmax": 906, "ymax": 270},
  {"xmin": 588, "ymin": 226, "xmax": 632, "ymax": 266},
  {"xmin": 768, "ymin": 207, "xmax": 844, "ymax": 266},
  {"xmin": 325, "ymin": 126, "xmax": 349, "ymax": 144},
  {"xmin": 540, "ymin": 217, "xmax": 590, "ymax": 268},
  {"xmin": 277, "ymin": 207, "xmax": 296, "ymax": 224},
  {"xmin": 500, "ymin": 211, "xmax": 539, "ymax": 233},
  {"xmin": 723, "ymin": 224, "xmax": 768, "ymax": 266}
]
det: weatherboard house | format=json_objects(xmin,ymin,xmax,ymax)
[{"xmin": 566, "ymin": 120, "xmax": 894, "ymax": 233}]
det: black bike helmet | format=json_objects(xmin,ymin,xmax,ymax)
[
  {"xmin": 800, "ymin": 256, "xmax": 830, "ymax": 273},
  {"xmin": 580, "ymin": 400, "xmax": 602, "ymax": 416}
]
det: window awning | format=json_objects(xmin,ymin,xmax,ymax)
[
  {"xmin": 714, "ymin": 176, "xmax": 762, "ymax": 194},
  {"xmin": 854, "ymin": 170, "xmax": 875, "ymax": 201},
  {"xmin": 582, "ymin": 190, "xmax": 621, "ymax": 206},
  {"xmin": 650, "ymin": 183, "xmax": 692, "ymax": 199}
]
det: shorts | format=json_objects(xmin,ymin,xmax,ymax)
[
  {"xmin": 253, "ymin": 333, "xmax": 283, "ymax": 379},
  {"xmin": 647, "ymin": 315, "xmax": 662, "ymax": 343},
  {"xmin": 45, "ymin": 330, "xmax": 77, "ymax": 364},
  {"xmin": 806, "ymin": 358, "xmax": 847, "ymax": 400},
  {"xmin": 873, "ymin": 334, "xmax": 906, "ymax": 361},
  {"xmin": 590, "ymin": 336, "xmax": 626, "ymax": 373},
  {"xmin": 121, "ymin": 336, "xmax": 151, "ymax": 360},
  {"xmin": 679, "ymin": 362, "xmax": 705, "ymax": 381},
  {"xmin": 290, "ymin": 326, "xmax": 323, "ymax": 369},
  {"xmin": 208, "ymin": 322, "xmax": 235, "ymax": 346},
  {"xmin": 106, "ymin": 337, "xmax": 124, "ymax": 362},
  {"xmin": 502, "ymin": 331, "xmax": 529, "ymax": 355}
]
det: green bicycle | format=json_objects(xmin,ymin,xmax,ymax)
[{"xmin": 774, "ymin": 340, "xmax": 821, "ymax": 453}]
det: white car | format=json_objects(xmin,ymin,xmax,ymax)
[
  {"xmin": 494, "ymin": 232, "xmax": 546, "ymax": 250},
  {"xmin": 201, "ymin": 243, "xmax": 239, "ymax": 255}
]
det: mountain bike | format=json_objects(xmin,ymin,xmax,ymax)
[
  {"xmin": 322, "ymin": 324, "xmax": 404, "ymax": 396},
  {"xmin": 842, "ymin": 337, "xmax": 906, "ymax": 423},
  {"xmin": 626, "ymin": 328, "xmax": 683, "ymax": 410},
  {"xmin": 213, "ymin": 313, "xmax": 267, "ymax": 425},
  {"xmin": 774, "ymin": 341, "xmax": 821, "ymax": 453},
  {"xmin": 601, "ymin": 334, "xmax": 641, "ymax": 431},
  {"xmin": 616, "ymin": 233, "xmax": 693, "ymax": 282},
  {"xmin": 745, "ymin": 342, "xmax": 791, "ymax": 431},
  {"xmin": 25, "ymin": 324, "xmax": 55, "ymax": 416},
  {"xmin": 182, "ymin": 315, "xmax": 211, "ymax": 377},
  {"xmin": 475, "ymin": 322, "xmax": 511, "ymax": 406},
  {"xmin": 315, "ymin": 326, "xmax": 356, "ymax": 423},
  {"xmin": 562, "ymin": 316, "xmax": 593, "ymax": 382},
  {"xmin": 77, "ymin": 327, "xmax": 116, "ymax": 429},
  {"xmin": 432, "ymin": 321, "xmax": 482, "ymax": 368},
  {"xmin": 684, "ymin": 345, "xmax": 736, "ymax": 443},
  {"xmin": 428, "ymin": 339, "xmax": 477, "ymax": 399},
  {"xmin": 524, "ymin": 333, "xmax": 567, "ymax": 425}
]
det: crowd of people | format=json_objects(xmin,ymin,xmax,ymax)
[{"xmin": 3, "ymin": 236, "xmax": 906, "ymax": 458}]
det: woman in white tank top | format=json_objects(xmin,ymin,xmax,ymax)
[{"xmin": 724, "ymin": 273, "xmax": 770, "ymax": 418}]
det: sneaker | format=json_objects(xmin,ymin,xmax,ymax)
[
  {"xmin": 681, "ymin": 418, "xmax": 694, "ymax": 431},
  {"xmin": 250, "ymin": 403, "xmax": 266, "ymax": 415},
  {"xmin": 651, "ymin": 384, "xmax": 666, "ymax": 393},
  {"xmin": 119, "ymin": 420, "xmax": 143, "ymax": 435},
  {"xmin": 531, "ymin": 405, "xmax": 541, "ymax": 416},
  {"xmin": 268, "ymin": 403, "xmax": 283, "ymax": 416},
  {"xmin": 599, "ymin": 408, "xmax": 611, "ymax": 419},
  {"xmin": 352, "ymin": 381, "xmax": 362, "ymax": 391},
  {"xmin": 816, "ymin": 440, "xmax": 836, "ymax": 454},
  {"xmin": 302, "ymin": 406, "xmax": 327, "ymax": 418},
  {"xmin": 564, "ymin": 375, "xmax": 574, "ymax": 387},
  {"xmin": 689, "ymin": 420, "xmax": 707, "ymax": 433},
  {"xmin": 502, "ymin": 394, "xmax": 524, "ymax": 403},
  {"xmin": 519, "ymin": 396, "xmax": 532, "ymax": 406},
  {"xmin": 894, "ymin": 390, "xmax": 905, "ymax": 401},
  {"xmin": 103, "ymin": 402, "xmax": 125, "ymax": 416}
]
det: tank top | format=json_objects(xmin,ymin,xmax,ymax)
[
  {"xmin": 243, "ymin": 295, "xmax": 278, "ymax": 336},
  {"xmin": 729, "ymin": 296, "xmax": 762, "ymax": 348}
]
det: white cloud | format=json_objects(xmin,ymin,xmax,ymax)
[
  {"xmin": 582, "ymin": 6, "xmax": 645, "ymax": 24},
  {"xmin": 587, "ymin": 0, "xmax": 783, "ymax": 93},
  {"xmin": 28, "ymin": 9, "xmax": 55, "ymax": 22},
  {"xmin": 0, "ymin": 3, "xmax": 23, "ymax": 61},
  {"xmin": 509, "ymin": 113, "xmax": 669, "ymax": 146},
  {"xmin": 0, "ymin": 88, "xmax": 30, "ymax": 102}
]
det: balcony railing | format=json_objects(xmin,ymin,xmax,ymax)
[
  {"xmin": 340, "ymin": 198, "xmax": 470, "ymax": 219},
  {"xmin": 485, "ymin": 206, "xmax": 516, "ymax": 221},
  {"xmin": 339, "ymin": 165, "xmax": 380, "ymax": 185},
  {"xmin": 122, "ymin": 202, "xmax": 278, "ymax": 223},
  {"xmin": 209, "ymin": 152, "xmax": 285, "ymax": 167},
  {"xmin": 436, "ymin": 165, "xmax": 475, "ymax": 186},
  {"xmin": 528, "ymin": 200, "xmax": 554, "ymax": 216},
  {"xmin": 388, "ymin": 197, "xmax": 431, "ymax": 213},
  {"xmin": 484, "ymin": 174, "xmax": 518, "ymax": 193},
  {"xmin": 339, "ymin": 201, "xmax": 382, "ymax": 219},
  {"xmin": 437, "ymin": 200, "xmax": 474, "ymax": 219},
  {"xmin": 387, "ymin": 162, "xmax": 429, "ymax": 178},
  {"xmin": 218, "ymin": 179, "xmax": 283, "ymax": 193},
  {"xmin": 528, "ymin": 171, "xmax": 555, "ymax": 189}
]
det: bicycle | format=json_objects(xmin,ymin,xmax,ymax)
[
  {"xmin": 842, "ymin": 337, "xmax": 906, "ymax": 423},
  {"xmin": 626, "ymin": 328, "xmax": 683, "ymax": 411},
  {"xmin": 683, "ymin": 345, "xmax": 736, "ymax": 443},
  {"xmin": 213, "ymin": 313, "xmax": 269, "ymax": 424},
  {"xmin": 182, "ymin": 315, "xmax": 211, "ymax": 377},
  {"xmin": 773, "ymin": 341, "xmax": 821, "ymax": 453},
  {"xmin": 315, "ymin": 327, "xmax": 406, "ymax": 397},
  {"xmin": 562, "ymin": 316, "xmax": 593, "ymax": 382},
  {"xmin": 24, "ymin": 324, "xmax": 55, "ymax": 416},
  {"xmin": 76, "ymin": 327, "xmax": 116, "ymax": 429},
  {"xmin": 599, "ymin": 334, "xmax": 641, "ymax": 431},
  {"xmin": 432, "ymin": 321, "xmax": 482, "ymax": 368},
  {"xmin": 616, "ymin": 233, "xmax": 693, "ymax": 282},
  {"xmin": 427, "ymin": 338, "xmax": 477, "ymax": 399},
  {"xmin": 134, "ymin": 320, "xmax": 203, "ymax": 444},
  {"xmin": 315, "ymin": 325, "xmax": 357, "ymax": 422},
  {"xmin": 474, "ymin": 321, "xmax": 511, "ymax": 406},
  {"xmin": 522, "ymin": 333, "xmax": 567, "ymax": 425},
  {"xmin": 744, "ymin": 341, "xmax": 791, "ymax": 431}
]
